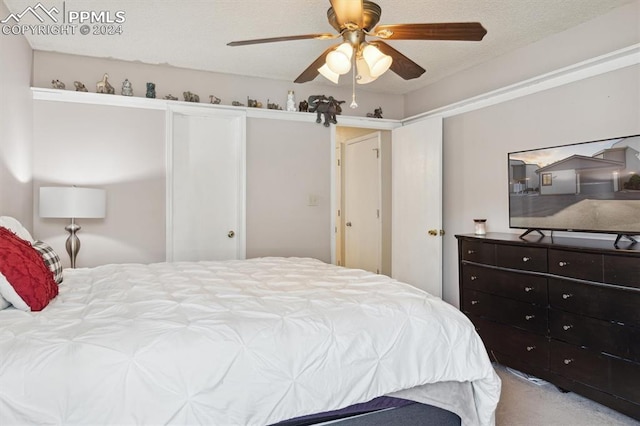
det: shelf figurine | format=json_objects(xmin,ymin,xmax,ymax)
[{"xmin": 121, "ymin": 79, "xmax": 133, "ymax": 96}]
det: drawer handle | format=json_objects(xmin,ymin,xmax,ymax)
[
  {"xmin": 470, "ymin": 275, "xmax": 478, "ymax": 281},
  {"xmin": 526, "ymin": 346, "xmax": 536, "ymax": 352},
  {"xmin": 524, "ymin": 286, "xmax": 533, "ymax": 292},
  {"xmin": 564, "ymin": 358, "xmax": 574, "ymax": 365},
  {"xmin": 467, "ymin": 249, "xmax": 476, "ymax": 255},
  {"xmin": 522, "ymin": 256, "xmax": 531, "ymax": 262},
  {"xmin": 558, "ymin": 261, "xmax": 569, "ymax": 267},
  {"xmin": 563, "ymin": 325, "xmax": 573, "ymax": 331},
  {"xmin": 471, "ymin": 300, "xmax": 479, "ymax": 305},
  {"xmin": 525, "ymin": 315, "xmax": 535, "ymax": 320},
  {"xmin": 562, "ymin": 293, "xmax": 573, "ymax": 299}
]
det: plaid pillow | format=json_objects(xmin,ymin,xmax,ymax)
[{"xmin": 32, "ymin": 240, "xmax": 63, "ymax": 284}]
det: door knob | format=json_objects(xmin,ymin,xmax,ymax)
[
  {"xmin": 346, "ymin": 222, "xmax": 352, "ymax": 227},
  {"xmin": 228, "ymin": 231, "xmax": 235, "ymax": 238}
]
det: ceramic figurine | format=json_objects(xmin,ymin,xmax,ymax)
[
  {"xmin": 51, "ymin": 79, "xmax": 65, "ymax": 90},
  {"xmin": 146, "ymin": 82, "xmax": 156, "ymax": 98},
  {"xmin": 366, "ymin": 107, "xmax": 383, "ymax": 119},
  {"xmin": 164, "ymin": 94, "xmax": 178, "ymax": 100},
  {"xmin": 73, "ymin": 81, "xmax": 88, "ymax": 92},
  {"xmin": 96, "ymin": 73, "xmax": 115, "ymax": 94},
  {"xmin": 298, "ymin": 100, "xmax": 309, "ymax": 112},
  {"xmin": 121, "ymin": 79, "xmax": 133, "ymax": 96},
  {"xmin": 183, "ymin": 91, "xmax": 200, "ymax": 102},
  {"xmin": 286, "ymin": 90, "xmax": 296, "ymax": 112},
  {"xmin": 209, "ymin": 95, "xmax": 221, "ymax": 104},
  {"xmin": 232, "ymin": 101, "xmax": 244, "ymax": 107},
  {"xmin": 308, "ymin": 95, "xmax": 344, "ymax": 127},
  {"xmin": 267, "ymin": 100, "xmax": 282, "ymax": 110},
  {"xmin": 247, "ymin": 98, "xmax": 262, "ymax": 108}
]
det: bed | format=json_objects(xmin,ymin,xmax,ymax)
[{"xmin": 0, "ymin": 219, "xmax": 500, "ymax": 426}]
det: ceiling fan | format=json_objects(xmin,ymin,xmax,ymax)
[{"xmin": 228, "ymin": 0, "xmax": 487, "ymax": 87}]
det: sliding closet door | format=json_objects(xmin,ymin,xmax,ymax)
[
  {"xmin": 392, "ymin": 116, "xmax": 443, "ymax": 296},
  {"xmin": 167, "ymin": 106, "xmax": 246, "ymax": 261}
]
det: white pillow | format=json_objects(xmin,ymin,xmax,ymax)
[{"xmin": 0, "ymin": 216, "xmax": 35, "ymax": 242}]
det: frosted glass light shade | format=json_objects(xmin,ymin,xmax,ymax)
[
  {"xmin": 318, "ymin": 64, "xmax": 340, "ymax": 84},
  {"xmin": 362, "ymin": 44, "xmax": 392, "ymax": 77},
  {"xmin": 326, "ymin": 42, "xmax": 353, "ymax": 75},
  {"xmin": 356, "ymin": 57, "xmax": 378, "ymax": 84},
  {"xmin": 40, "ymin": 187, "xmax": 106, "ymax": 219}
]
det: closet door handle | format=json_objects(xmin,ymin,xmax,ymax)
[
  {"xmin": 524, "ymin": 286, "xmax": 533, "ymax": 292},
  {"xmin": 228, "ymin": 231, "xmax": 235, "ymax": 238}
]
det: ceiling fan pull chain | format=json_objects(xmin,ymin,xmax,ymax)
[{"xmin": 350, "ymin": 54, "xmax": 358, "ymax": 109}]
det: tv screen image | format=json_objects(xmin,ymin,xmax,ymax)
[{"xmin": 508, "ymin": 134, "xmax": 640, "ymax": 237}]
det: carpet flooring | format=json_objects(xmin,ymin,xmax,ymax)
[{"xmin": 494, "ymin": 364, "xmax": 639, "ymax": 426}]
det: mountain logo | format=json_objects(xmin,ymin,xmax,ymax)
[{"xmin": 1, "ymin": 2, "xmax": 59, "ymax": 24}]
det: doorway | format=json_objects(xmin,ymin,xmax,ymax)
[{"xmin": 335, "ymin": 127, "xmax": 392, "ymax": 276}]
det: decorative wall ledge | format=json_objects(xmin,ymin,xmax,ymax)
[{"xmin": 31, "ymin": 87, "xmax": 401, "ymax": 130}]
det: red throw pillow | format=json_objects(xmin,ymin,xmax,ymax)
[{"xmin": 0, "ymin": 227, "xmax": 58, "ymax": 311}]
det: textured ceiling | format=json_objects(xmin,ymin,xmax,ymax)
[{"xmin": 3, "ymin": 0, "xmax": 635, "ymax": 94}]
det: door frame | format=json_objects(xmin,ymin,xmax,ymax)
[{"xmin": 330, "ymin": 122, "xmax": 399, "ymax": 266}]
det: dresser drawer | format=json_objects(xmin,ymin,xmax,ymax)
[
  {"xmin": 610, "ymin": 357, "xmax": 640, "ymax": 404},
  {"xmin": 604, "ymin": 254, "xmax": 640, "ymax": 289},
  {"xmin": 550, "ymin": 340, "xmax": 609, "ymax": 390},
  {"xmin": 461, "ymin": 240, "xmax": 495, "ymax": 264},
  {"xmin": 548, "ymin": 249, "xmax": 602, "ymax": 281},
  {"xmin": 471, "ymin": 315, "xmax": 548, "ymax": 369},
  {"xmin": 462, "ymin": 264, "xmax": 547, "ymax": 305},
  {"xmin": 549, "ymin": 309, "xmax": 637, "ymax": 361},
  {"xmin": 549, "ymin": 279, "xmax": 640, "ymax": 327},
  {"xmin": 463, "ymin": 290, "xmax": 547, "ymax": 334},
  {"xmin": 497, "ymin": 245, "xmax": 547, "ymax": 273}
]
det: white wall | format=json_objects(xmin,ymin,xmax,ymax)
[
  {"xmin": 32, "ymin": 101, "xmax": 166, "ymax": 268},
  {"xmin": 32, "ymin": 51, "xmax": 405, "ymax": 120},
  {"xmin": 0, "ymin": 0, "xmax": 33, "ymax": 228},
  {"xmin": 402, "ymin": 0, "xmax": 640, "ymax": 307},
  {"xmin": 441, "ymin": 65, "xmax": 640, "ymax": 307},
  {"xmin": 246, "ymin": 118, "xmax": 331, "ymax": 262}
]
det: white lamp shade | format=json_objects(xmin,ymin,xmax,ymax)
[
  {"xmin": 40, "ymin": 187, "xmax": 106, "ymax": 219},
  {"xmin": 326, "ymin": 42, "xmax": 353, "ymax": 75},
  {"xmin": 362, "ymin": 44, "xmax": 393, "ymax": 78},
  {"xmin": 356, "ymin": 57, "xmax": 378, "ymax": 84},
  {"xmin": 318, "ymin": 63, "xmax": 340, "ymax": 84}
]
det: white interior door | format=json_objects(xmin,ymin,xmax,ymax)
[
  {"xmin": 168, "ymin": 106, "xmax": 246, "ymax": 261},
  {"xmin": 392, "ymin": 117, "xmax": 443, "ymax": 296},
  {"xmin": 344, "ymin": 133, "xmax": 381, "ymax": 273}
]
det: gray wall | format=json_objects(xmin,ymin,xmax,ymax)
[
  {"xmin": 0, "ymin": 0, "xmax": 33, "ymax": 228},
  {"xmin": 246, "ymin": 118, "xmax": 332, "ymax": 262},
  {"xmin": 32, "ymin": 101, "xmax": 167, "ymax": 268}
]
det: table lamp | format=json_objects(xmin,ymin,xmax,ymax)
[{"xmin": 39, "ymin": 186, "xmax": 106, "ymax": 268}]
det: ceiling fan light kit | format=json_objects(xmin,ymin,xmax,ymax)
[
  {"xmin": 326, "ymin": 42, "xmax": 354, "ymax": 75},
  {"xmin": 318, "ymin": 63, "xmax": 341, "ymax": 84},
  {"xmin": 228, "ymin": 0, "xmax": 487, "ymax": 105}
]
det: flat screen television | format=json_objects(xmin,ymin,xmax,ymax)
[{"xmin": 508, "ymin": 134, "xmax": 640, "ymax": 243}]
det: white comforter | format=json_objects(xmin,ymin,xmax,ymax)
[{"xmin": 0, "ymin": 257, "xmax": 500, "ymax": 425}]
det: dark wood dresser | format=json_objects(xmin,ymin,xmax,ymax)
[{"xmin": 456, "ymin": 233, "xmax": 640, "ymax": 420}]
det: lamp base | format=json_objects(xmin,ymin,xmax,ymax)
[{"xmin": 64, "ymin": 219, "xmax": 81, "ymax": 269}]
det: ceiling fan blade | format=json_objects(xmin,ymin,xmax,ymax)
[
  {"xmin": 228, "ymin": 33, "xmax": 337, "ymax": 47},
  {"xmin": 373, "ymin": 23, "xmax": 487, "ymax": 41},
  {"xmin": 294, "ymin": 44, "xmax": 340, "ymax": 83},
  {"xmin": 372, "ymin": 41, "xmax": 425, "ymax": 80},
  {"xmin": 329, "ymin": 0, "xmax": 364, "ymax": 28}
]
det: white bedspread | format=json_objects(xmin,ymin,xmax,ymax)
[{"xmin": 0, "ymin": 257, "xmax": 500, "ymax": 425}]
